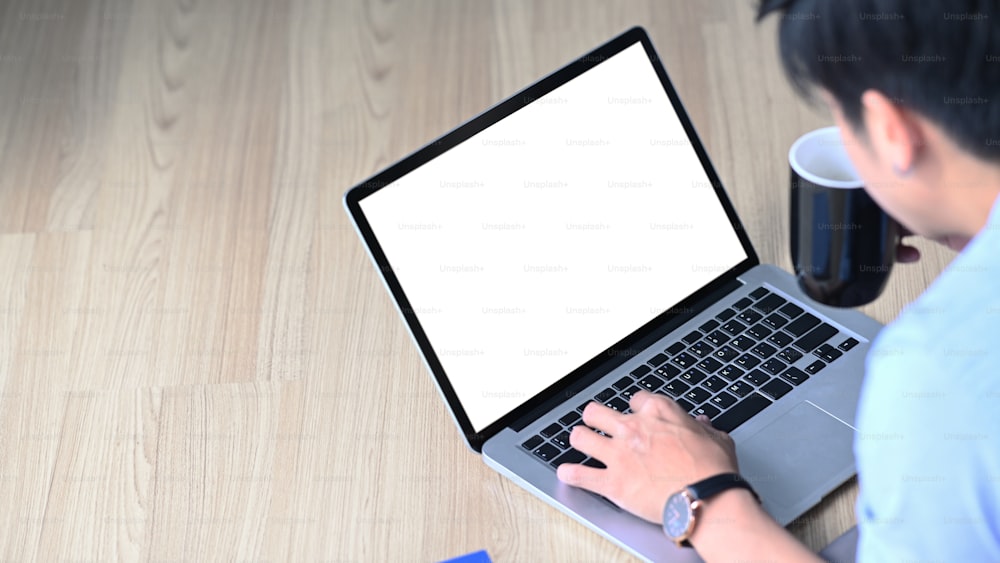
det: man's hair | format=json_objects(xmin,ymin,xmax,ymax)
[{"xmin": 757, "ymin": 0, "xmax": 1000, "ymax": 161}]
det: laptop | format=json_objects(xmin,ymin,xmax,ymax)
[{"xmin": 344, "ymin": 27, "xmax": 879, "ymax": 562}]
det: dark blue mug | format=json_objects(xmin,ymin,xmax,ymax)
[{"xmin": 789, "ymin": 127, "xmax": 900, "ymax": 308}]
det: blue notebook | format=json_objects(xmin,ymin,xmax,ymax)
[{"xmin": 439, "ymin": 549, "xmax": 492, "ymax": 563}]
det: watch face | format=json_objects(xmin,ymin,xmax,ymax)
[{"xmin": 663, "ymin": 492, "xmax": 693, "ymax": 540}]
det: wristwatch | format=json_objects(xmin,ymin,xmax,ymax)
[{"xmin": 662, "ymin": 473, "xmax": 760, "ymax": 548}]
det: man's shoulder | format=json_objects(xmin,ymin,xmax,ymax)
[
  {"xmin": 862, "ymin": 237, "xmax": 1000, "ymax": 428},
  {"xmin": 873, "ymin": 234, "xmax": 1000, "ymax": 374}
]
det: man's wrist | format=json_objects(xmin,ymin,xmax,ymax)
[{"xmin": 688, "ymin": 487, "xmax": 763, "ymax": 550}]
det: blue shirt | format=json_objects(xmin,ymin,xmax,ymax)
[{"xmin": 856, "ymin": 195, "xmax": 1000, "ymax": 561}]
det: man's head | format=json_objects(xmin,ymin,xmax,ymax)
[{"xmin": 758, "ymin": 0, "xmax": 1000, "ymax": 245}]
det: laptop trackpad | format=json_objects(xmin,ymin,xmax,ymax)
[{"xmin": 735, "ymin": 401, "xmax": 854, "ymax": 511}]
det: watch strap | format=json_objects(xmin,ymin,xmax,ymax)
[{"xmin": 686, "ymin": 472, "xmax": 760, "ymax": 504}]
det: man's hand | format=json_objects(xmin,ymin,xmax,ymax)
[
  {"xmin": 896, "ymin": 227, "xmax": 970, "ymax": 263},
  {"xmin": 556, "ymin": 390, "xmax": 738, "ymax": 524}
]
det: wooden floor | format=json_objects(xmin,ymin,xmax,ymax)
[{"xmin": 0, "ymin": 0, "xmax": 956, "ymax": 560}]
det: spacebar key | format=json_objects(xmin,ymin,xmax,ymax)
[
  {"xmin": 793, "ymin": 323, "xmax": 838, "ymax": 353},
  {"xmin": 712, "ymin": 393, "xmax": 772, "ymax": 433}
]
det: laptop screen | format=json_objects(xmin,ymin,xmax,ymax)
[{"xmin": 356, "ymin": 40, "xmax": 749, "ymax": 434}]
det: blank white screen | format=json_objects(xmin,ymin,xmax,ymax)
[{"xmin": 359, "ymin": 43, "xmax": 747, "ymax": 432}]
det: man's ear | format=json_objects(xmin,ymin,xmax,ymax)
[{"xmin": 860, "ymin": 90, "xmax": 924, "ymax": 174}]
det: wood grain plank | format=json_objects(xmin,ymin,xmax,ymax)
[
  {"xmin": 6, "ymin": 232, "xmax": 93, "ymax": 394},
  {"xmin": 0, "ymin": 233, "xmax": 35, "ymax": 394},
  {"xmin": 0, "ymin": 390, "xmax": 66, "ymax": 562},
  {"xmin": 0, "ymin": 0, "xmax": 95, "ymax": 233}
]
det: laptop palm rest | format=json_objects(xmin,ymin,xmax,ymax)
[{"xmin": 735, "ymin": 401, "xmax": 856, "ymax": 524}]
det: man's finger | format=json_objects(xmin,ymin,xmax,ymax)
[
  {"xmin": 581, "ymin": 401, "xmax": 626, "ymax": 435},
  {"xmin": 568, "ymin": 424, "xmax": 615, "ymax": 461},
  {"xmin": 897, "ymin": 243, "xmax": 921, "ymax": 263},
  {"xmin": 557, "ymin": 462, "xmax": 611, "ymax": 495}
]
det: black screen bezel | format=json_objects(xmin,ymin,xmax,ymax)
[{"xmin": 343, "ymin": 27, "xmax": 759, "ymax": 452}]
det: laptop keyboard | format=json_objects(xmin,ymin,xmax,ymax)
[{"xmin": 521, "ymin": 286, "xmax": 861, "ymax": 469}]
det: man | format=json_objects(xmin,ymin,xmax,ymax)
[{"xmin": 557, "ymin": 0, "xmax": 1000, "ymax": 560}]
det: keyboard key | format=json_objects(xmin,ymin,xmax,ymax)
[
  {"xmin": 522, "ymin": 435, "xmax": 544, "ymax": 451},
  {"xmin": 690, "ymin": 341, "xmax": 715, "ymax": 358},
  {"xmin": 815, "ymin": 343, "xmax": 843, "ymax": 363},
  {"xmin": 838, "ymin": 337, "xmax": 860, "ymax": 352},
  {"xmin": 647, "ymin": 353, "xmax": 669, "ymax": 367},
  {"xmin": 533, "ymin": 443, "xmax": 560, "ymax": 462},
  {"xmin": 793, "ymin": 323, "xmax": 839, "ymax": 353},
  {"xmin": 685, "ymin": 387, "xmax": 711, "ymax": 404},
  {"xmin": 613, "ymin": 376, "xmax": 633, "ymax": 391},
  {"xmin": 576, "ymin": 401, "xmax": 591, "ymax": 413},
  {"xmin": 713, "ymin": 393, "xmax": 772, "ymax": 433},
  {"xmin": 762, "ymin": 313, "xmax": 789, "ymax": 330},
  {"xmin": 714, "ymin": 345, "xmax": 740, "ymax": 362},
  {"xmin": 703, "ymin": 375, "xmax": 726, "ymax": 392},
  {"xmin": 594, "ymin": 388, "xmax": 617, "ymax": 402},
  {"xmin": 738, "ymin": 309, "xmax": 763, "ymax": 325},
  {"xmin": 680, "ymin": 368, "xmax": 707, "ymax": 385},
  {"xmin": 781, "ymin": 367, "xmax": 810, "ymax": 385},
  {"xmin": 735, "ymin": 353, "xmax": 761, "ymax": 369},
  {"xmin": 767, "ymin": 331, "xmax": 794, "ymax": 347},
  {"xmin": 622, "ymin": 386, "xmax": 641, "ymax": 400},
  {"xmin": 655, "ymin": 364, "xmax": 681, "ymax": 379},
  {"xmin": 705, "ymin": 330, "xmax": 731, "ymax": 346},
  {"xmin": 744, "ymin": 369, "xmax": 771, "ymax": 386},
  {"xmin": 778, "ymin": 302, "xmax": 804, "ymax": 320},
  {"xmin": 699, "ymin": 319, "xmax": 720, "ymax": 333},
  {"xmin": 693, "ymin": 404, "xmax": 721, "ymax": 419},
  {"xmin": 550, "ymin": 448, "xmax": 586, "ymax": 467},
  {"xmin": 552, "ymin": 431, "xmax": 571, "ymax": 449},
  {"xmin": 721, "ymin": 320, "xmax": 748, "ymax": 335},
  {"xmin": 639, "ymin": 375, "xmax": 665, "ymax": 391},
  {"xmin": 805, "ymin": 360, "xmax": 826, "ymax": 374},
  {"xmin": 715, "ymin": 308, "xmax": 737, "ymax": 321},
  {"xmin": 582, "ymin": 457, "xmax": 606, "ymax": 468},
  {"xmin": 727, "ymin": 381, "xmax": 754, "ymax": 398},
  {"xmin": 558, "ymin": 411, "xmax": 581, "ymax": 427},
  {"xmin": 662, "ymin": 380, "xmax": 690, "ymax": 397},
  {"xmin": 718, "ymin": 365, "xmax": 745, "ymax": 381},
  {"xmin": 754, "ymin": 294, "xmax": 787, "ymax": 314},
  {"xmin": 606, "ymin": 397, "xmax": 630, "ymax": 412},
  {"xmin": 682, "ymin": 331, "xmax": 702, "ymax": 345},
  {"xmin": 749, "ymin": 287, "xmax": 770, "ymax": 300},
  {"xmin": 730, "ymin": 335, "xmax": 755, "ymax": 351},
  {"xmin": 672, "ymin": 352, "xmax": 697, "ymax": 369},
  {"xmin": 746, "ymin": 323, "xmax": 773, "ymax": 340},
  {"xmin": 733, "ymin": 297, "xmax": 754, "ymax": 310},
  {"xmin": 778, "ymin": 348, "xmax": 803, "ymax": 363},
  {"xmin": 540, "ymin": 423, "xmax": 562, "ymax": 437},
  {"xmin": 751, "ymin": 342, "xmax": 778, "ymax": 359},
  {"xmin": 675, "ymin": 398, "xmax": 696, "ymax": 412},
  {"xmin": 696, "ymin": 357, "xmax": 723, "ymax": 373},
  {"xmin": 785, "ymin": 313, "xmax": 820, "ymax": 337},
  {"xmin": 711, "ymin": 391, "xmax": 738, "ymax": 409},
  {"xmin": 630, "ymin": 365, "xmax": 651, "ymax": 378},
  {"xmin": 760, "ymin": 378, "xmax": 793, "ymax": 400},
  {"xmin": 665, "ymin": 342, "xmax": 686, "ymax": 356},
  {"xmin": 760, "ymin": 358, "xmax": 787, "ymax": 375}
]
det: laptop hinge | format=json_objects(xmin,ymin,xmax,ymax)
[{"xmin": 510, "ymin": 276, "xmax": 744, "ymax": 431}]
